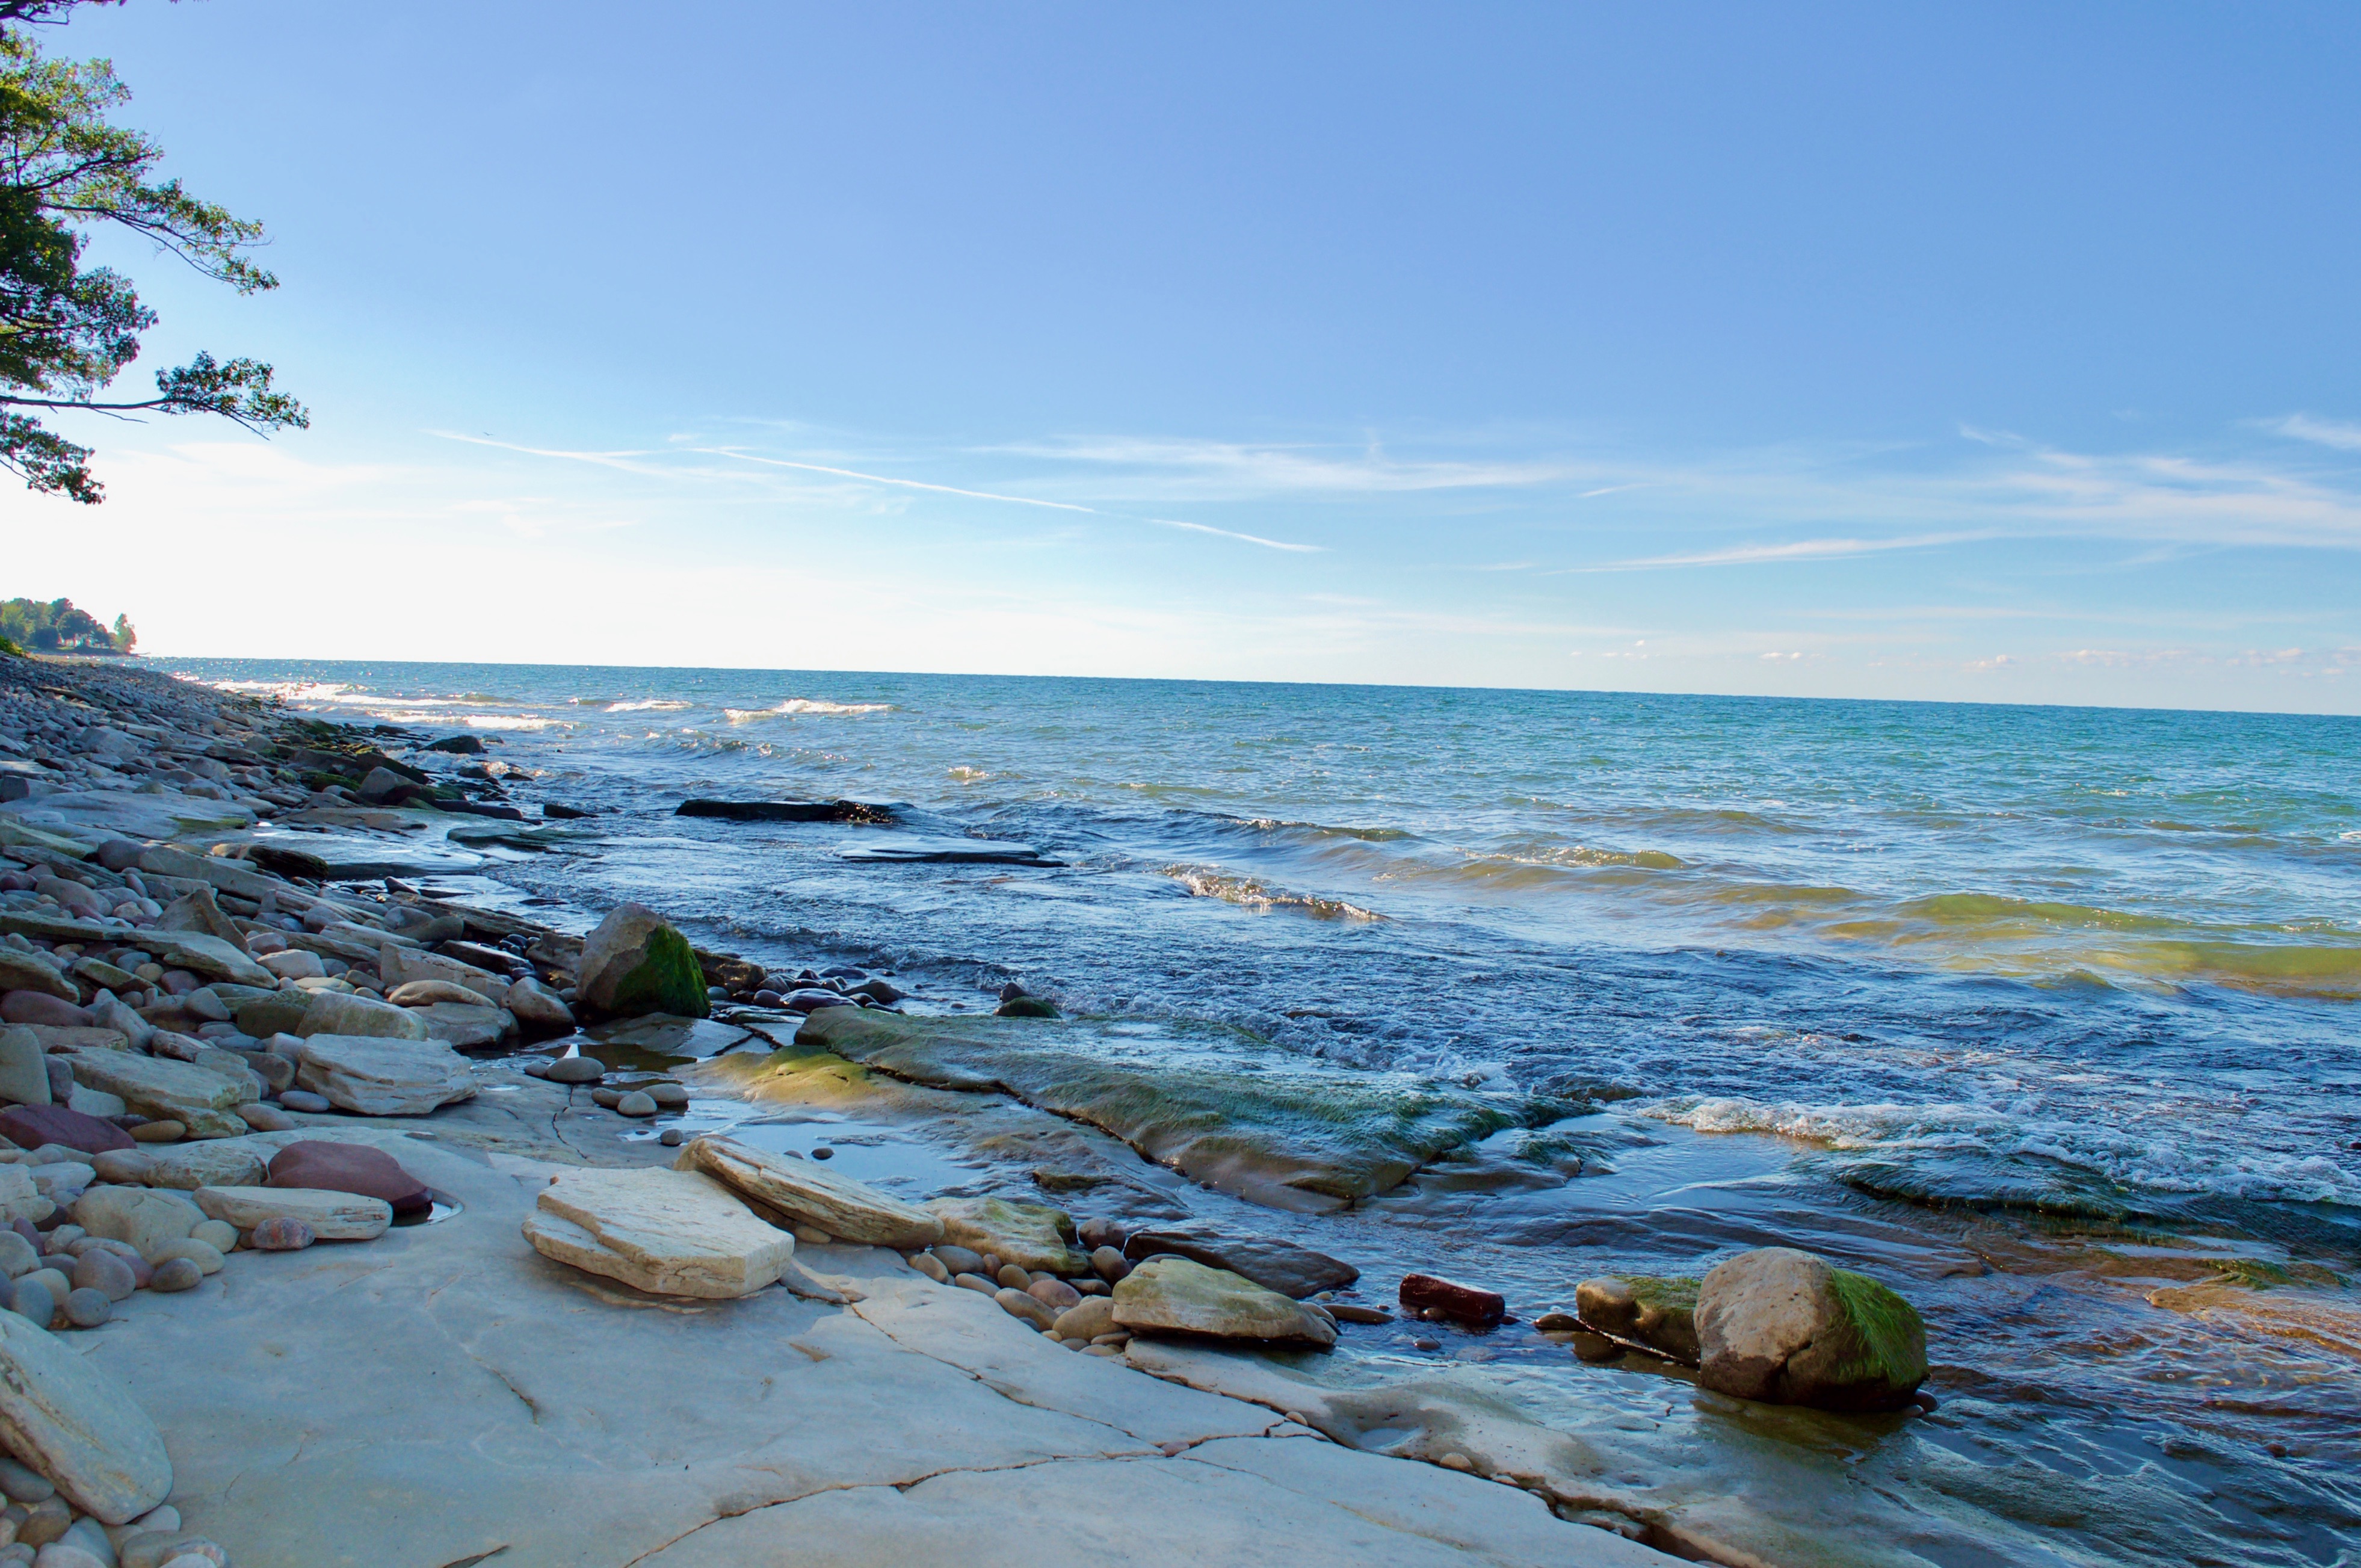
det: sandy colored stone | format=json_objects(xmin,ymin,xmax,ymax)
[
  {"xmin": 1111, "ymin": 1256, "xmax": 1338, "ymax": 1347},
  {"xmin": 193, "ymin": 1185, "xmax": 392, "ymax": 1241},
  {"xmin": 295, "ymin": 1035, "xmax": 476, "ymax": 1116},
  {"xmin": 295, "ymin": 991, "xmax": 430, "ymax": 1042},
  {"xmin": 1695, "ymin": 1247, "xmax": 1927, "ymax": 1412},
  {"xmin": 0, "ymin": 1309, "xmax": 170, "ymax": 1523},
  {"xmin": 62, "ymin": 1052, "xmax": 241, "ymax": 1123},
  {"xmin": 70, "ymin": 1188, "xmax": 202, "ymax": 1256},
  {"xmin": 377, "ymin": 945, "xmax": 507, "ymax": 1001},
  {"xmin": 138, "ymin": 1142, "xmax": 269, "ymax": 1193},
  {"xmin": 523, "ymin": 1166, "xmax": 792, "ymax": 1299},
  {"xmin": 925, "ymin": 1196, "xmax": 1087, "ymax": 1275},
  {"xmin": 673, "ymin": 1135, "xmax": 944, "ymax": 1248}
]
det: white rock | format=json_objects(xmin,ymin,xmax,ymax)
[
  {"xmin": 0, "ymin": 1306, "xmax": 171, "ymax": 1523},
  {"xmin": 522, "ymin": 1167, "xmax": 792, "ymax": 1299},
  {"xmin": 193, "ymin": 1186, "xmax": 392, "ymax": 1241},
  {"xmin": 295, "ymin": 1034, "xmax": 476, "ymax": 1116},
  {"xmin": 71, "ymin": 1189, "xmax": 202, "ymax": 1256}
]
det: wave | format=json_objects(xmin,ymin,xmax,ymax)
[
  {"xmin": 604, "ymin": 699, "xmax": 693, "ymax": 714},
  {"xmin": 1226, "ymin": 815, "xmax": 1418, "ymax": 844},
  {"xmin": 1646, "ymin": 1095, "xmax": 2361, "ymax": 1209},
  {"xmin": 1164, "ymin": 864, "xmax": 1384, "ymax": 921},
  {"xmin": 722, "ymin": 698, "xmax": 897, "ymax": 723}
]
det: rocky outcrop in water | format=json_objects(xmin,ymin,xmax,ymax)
[
  {"xmin": 575, "ymin": 903, "xmax": 709, "ymax": 1019},
  {"xmin": 1695, "ymin": 1247, "xmax": 1927, "ymax": 1412}
]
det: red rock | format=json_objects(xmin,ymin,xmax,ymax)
[
  {"xmin": 1400, "ymin": 1273, "xmax": 1505, "ymax": 1326},
  {"xmin": 266, "ymin": 1140, "xmax": 431, "ymax": 1215},
  {"xmin": 0, "ymin": 1102, "xmax": 135, "ymax": 1154},
  {"xmin": 249, "ymin": 1216, "xmax": 315, "ymax": 1250},
  {"xmin": 0, "ymin": 992, "xmax": 90, "ymax": 1028}
]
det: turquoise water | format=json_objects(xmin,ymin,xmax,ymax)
[{"xmin": 164, "ymin": 659, "xmax": 2361, "ymax": 1563}]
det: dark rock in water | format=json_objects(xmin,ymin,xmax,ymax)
[
  {"xmin": 1077, "ymin": 1217, "xmax": 1128, "ymax": 1251},
  {"xmin": 849, "ymin": 977, "xmax": 903, "ymax": 1005},
  {"xmin": 542, "ymin": 801, "xmax": 593, "ymax": 819},
  {"xmin": 246, "ymin": 844, "xmax": 332, "ymax": 883},
  {"xmin": 999, "ymin": 983, "xmax": 1029, "ymax": 1002},
  {"xmin": 839, "ymin": 836, "xmax": 1061, "ymax": 866},
  {"xmin": 677, "ymin": 798, "xmax": 897, "ymax": 823},
  {"xmin": 443, "ymin": 800, "xmax": 526, "ymax": 822},
  {"xmin": 267, "ymin": 1141, "xmax": 432, "ymax": 1216},
  {"xmin": 1696, "ymin": 1247, "xmax": 1927, "ymax": 1412},
  {"xmin": 1122, "ymin": 1226, "xmax": 1359, "ymax": 1299},
  {"xmin": 821, "ymin": 966, "xmax": 866, "ymax": 980},
  {"xmin": 1327, "ymin": 1304, "xmax": 1392, "ymax": 1325},
  {"xmin": 0, "ymin": 1103, "xmax": 134, "ymax": 1155},
  {"xmin": 440, "ymin": 940, "xmax": 524, "ymax": 975},
  {"xmin": 995, "ymin": 996, "xmax": 1060, "ymax": 1019},
  {"xmin": 797, "ymin": 1007, "xmax": 1522, "ymax": 1212},
  {"xmin": 1400, "ymin": 1273, "xmax": 1505, "ymax": 1326},
  {"xmin": 1575, "ymin": 1275, "xmax": 1700, "ymax": 1363},
  {"xmin": 427, "ymin": 735, "xmax": 485, "ymax": 754},
  {"xmin": 785, "ymin": 990, "xmax": 855, "ymax": 1013}
]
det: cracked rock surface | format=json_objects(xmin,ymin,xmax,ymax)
[{"xmin": 72, "ymin": 1134, "xmax": 1672, "ymax": 1567}]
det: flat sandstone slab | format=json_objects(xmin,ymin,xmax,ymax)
[{"xmin": 524, "ymin": 1165, "xmax": 795, "ymax": 1298}]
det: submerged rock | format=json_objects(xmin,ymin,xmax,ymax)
[
  {"xmin": 576, "ymin": 903, "xmax": 708, "ymax": 1020},
  {"xmin": 1575, "ymin": 1275, "xmax": 1700, "ymax": 1362},
  {"xmin": 1695, "ymin": 1247, "xmax": 1927, "ymax": 1412},
  {"xmin": 674, "ymin": 1135, "xmax": 943, "ymax": 1248},
  {"xmin": 522, "ymin": 1167, "xmax": 792, "ymax": 1298},
  {"xmin": 925, "ymin": 1196, "xmax": 1088, "ymax": 1275},
  {"xmin": 1113, "ymin": 1256, "xmax": 1338, "ymax": 1347},
  {"xmin": 1120, "ymin": 1226, "xmax": 1359, "ymax": 1299},
  {"xmin": 1400, "ymin": 1273, "xmax": 1505, "ymax": 1326},
  {"xmin": 799, "ymin": 1008, "xmax": 1521, "ymax": 1212}
]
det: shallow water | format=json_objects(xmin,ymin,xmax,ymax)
[{"xmin": 167, "ymin": 658, "xmax": 2361, "ymax": 1564}]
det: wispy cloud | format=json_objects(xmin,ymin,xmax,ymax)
[
  {"xmin": 2264, "ymin": 414, "xmax": 2361, "ymax": 451},
  {"xmin": 1560, "ymin": 532, "xmax": 1987, "ymax": 572}
]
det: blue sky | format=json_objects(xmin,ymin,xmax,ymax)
[{"xmin": 7, "ymin": 2, "xmax": 2361, "ymax": 711}]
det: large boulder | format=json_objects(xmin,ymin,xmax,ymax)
[
  {"xmin": 924, "ymin": 1196, "xmax": 1087, "ymax": 1275},
  {"xmin": 70, "ymin": 1187, "xmax": 202, "ymax": 1257},
  {"xmin": 0, "ymin": 1024, "xmax": 52, "ymax": 1107},
  {"xmin": 1696, "ymin": 1247, "xmax": 1927, "ymax": 1412},
  {"xmin": 194, "ymin": 1185, "xmax": 392, "ymax": 1241},
  {"xmin": 1111, "ymin": 1257, "xmax": 1338, "ymax": 1348},
  {"xmin": 673, "ymin": 1135, "xmax": 943, "ymax": 1248},
  {"xmin": 296, "ymin": 991, "xmax": 429, "ymax": 1042},
  {"xmin": 0, "ymin": 949, "xmax": 75, "ymax": 1003},
  {"xmin": 575, "ymin": 904, "xmax": 708, "ymax": 1019},
  {"xmin": 267, "ymin": 1141, "xmax": 431, "ymax": 1216},
  {"xmin": 522, "ymin": 1167, "xmax": 791, "ymax": 1298},
  {"xmin": 295, "ymin": 1036, "xmax": 477, "ymax": 1116},
  {"xmin": 1120, "ymin": 1226, "xmax": 1359, "ymax": 1299},
  {"xmin": 1575, "ymin": 1275, "xmax": 1701, "ymax": 1363},
  {"xmin": 0, "ymin": 1309, "xmax": 171, "ymax": 1522}
]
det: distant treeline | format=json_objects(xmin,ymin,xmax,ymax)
[{"xmin": 0, "ymin": 597, "xmax": 135, "ymax": 653}]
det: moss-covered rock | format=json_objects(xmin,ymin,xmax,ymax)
[
  {"xmin": 925, "ymin": 1196, "xmax": 1086, "ymax": 1274},
  {"xmin": 1696, "ymin": 1247, "xmax": 1926, "ymax": 1412},
  {"xmin": 1574, "ymin": 1274, "xmax": 1700, "ymax": 1362},
  {"xmin": 1112, "ymin": 1256, "xmax": 1338, "ymax": 1347},
  {"xmin": 577, "ymin": 903, "xmax": 709, "ymax": 1020}
]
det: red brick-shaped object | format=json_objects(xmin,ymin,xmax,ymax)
[{"xmin": 1400, "ymin": 1273, "xmax": 1505, "ymax": 1326}]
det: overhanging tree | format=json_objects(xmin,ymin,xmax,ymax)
[{"xmin": 0, "ymin": 2, "xmax": 304, "ymax": 502}]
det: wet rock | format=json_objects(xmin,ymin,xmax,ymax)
[
  {"xmin": 1089, "ymin": 1245, "xmax": 1129, "ymax": 1283},
  {"xmin": 543, "ymin": 1055, "xmax": 603, "ymax": 1084},
  {"xmin": 1112, "ymin": 1257, "xmax": 1338, "ymax": 1348},
  {"xmin": 993, "ymin": 996, "xmax": 1060, "ymax": 1019},
  {"xmin": 247, "ymin": 1217, "xmax": 314, "ymax": 1251},
  {"xmin": 575, "ymin": 904, "xmax": 708, "ymax": 1020},
  {"xmin": 0, "ymin": 1306, "xmax": 171, "ymax": 1520},
  {"xmin": 673, "ymin": 1135, "xmax": 943, "ymax": 1248},
  {"xmin": 502, "ymin": 977, "xmax": 573, "ymax": 1032},
  {"xmin": 1575, "ymin": 1275, "xmax": 1700, "ymax": 1362},
  {"xmin": 1120, "ymin": 1226, "xmax": 1359, "ymax": 1299},
  {"xmin": 1696, "ymin": 1247, "xmax": 1927, "ymax": 1412},
  {"xmin": 925, "ymin": 1196, "xmax": 1087, "ymax": 1276},
  {"xmin": 294, "ymin": 1034, "xmax": 476, "ymax": 1116},
  {"xmin": 194, "ymin": 1186, "xmax": 392, "ymax": 1241},
  {"xmin": 265, "ymin": 1141, "xmax": 431, "ymax": 1215},
  {"xmin": 1076, "ymin": 1217, "xmax": 1127, "ymax": 1251},
  {"xmin": 613, "ymin": 1090, "xmax": 656, "ymax": 1117},
  {"xmin": 1400, "ymin": 1273, "xmax": 1504, "ymax": 1326},
  {"xmin": 525, "ymin": 1167, "xmax": 794, "ymax": 1298},
  {"xmin": 1326, "ymin": 1303, "xmax": 1391, "ymax": 1325}
]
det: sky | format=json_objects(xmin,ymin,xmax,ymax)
[{"xmin": 5, "ymin": 1, "xmax": 2361, "ymax": 712}]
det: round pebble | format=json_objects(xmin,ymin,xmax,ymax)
[
  {"xmin": 1090, "ymin": 1245, "xmax": 1129, "ymax": 1283},
  {"xmin": 190, "ymin": 1220, "xmax": 238, "ymax": 1254},
  {"xmin": 644, "ymin": 1082, "xmax": 689, "ymax": 1108},
  {"xmin": 545, "ymin": 1055, "xmax": 604, "ymax": 1084},
  {"xmin": 70, "ymin": 1250, "xmax": 137, "ymax": 1303},
  {"xmin": 10, "ymin": 1280, "xmax": 53, "ymax": 1330},
  {"xmin": 23, "ymin": 1267, "xmax": 68, "ymax": 1305},
  {"xmin": 1412, "ymin": 1337, "xmax": 1442, "ymax": 1351},
  {"xmin": 18, "ymin": 1494, "xmax": 69, "ymax": 1546},
  {"xmin": 149, "ymin": 1258, "xmax": 202, "ymax": 1293},
  {"xmin": 808, "ymin": 1145, "xmax": 833, "ymax": 1160},
  {"xmin": 276, "ymin": 1091, "xmax": 332, "ymax": 1114},
  {"xmin": 63, "ymin": 1286, "xmax": 111, "ymax": 1328},
  {"xmin": 1438, "ymin": 1452, "xmax": 1473, "ymax": 1471},
  {"xmin": 248, "ymin": 1217, "xmax": 315, "ymax": 1252},
  {"xmin": 995, "ymin": 1264, "xmax": 1031, "ymax": 1290},
  {"xmin": 614, "ymin": 1091, "xmax": 656, "ymax": 1117},
  {"xmin": 907, "ymin": 1252, "xmax": 950, "ymax": 1283},
  {"xmin": 657, "ymin": 1128, "xmax": 687, "ymax": 1147},
  {"xmin": 128, "ymin": 1121, "xmax": 185, "ymax": 1144},
  {"xmin": 1027, "ymin": 1277, "xmax": 1082, "ymax": 1311}
]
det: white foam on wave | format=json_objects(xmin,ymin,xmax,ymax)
[
  {"xmin": 1643, "ymin": 1094, "xmax": 2361, "ymax": 1207},
  {"xmin": 1164, "ymin": 863, "xmax": 1384, "ymax": 921},
  {"xmin": 721, "ymin": 698, "xmax": 897, "ymax": 723},
  {"xmin": 605, "ymin": 699, "xmax": 693, "ymax": 714}
]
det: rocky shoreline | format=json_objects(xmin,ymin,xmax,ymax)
[{"xmin": 0, "ymin": 653, "xmax": 1944, "ymax": 1567}]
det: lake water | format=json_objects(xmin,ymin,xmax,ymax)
[{"xmin": 164, "ymin": 658, "xmax": 2361, "ymax": 1564}]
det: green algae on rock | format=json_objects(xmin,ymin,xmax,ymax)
[
  {"xmin": 1695, "ymin": 1247, "xmax": 1926, "ymax": 1412},
  {"xmin": 797, "ymin": 1007, "xmax": 1528, "ymax": 1212},
  {"xmin": 576, "ymin": 903, "xmax": 709, "ymax": 1019},
  {"xmin": 1572, "ymin": 1276, "xmax": 1700, "ymax": 1363},
  {"xmin": 926, "ymin": 1195, "xmax": 1087, "ymax": 1274},
  {"xmin": 1113, "ymin": 1256, "xmax": 1338, "ymax": 1347}
]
